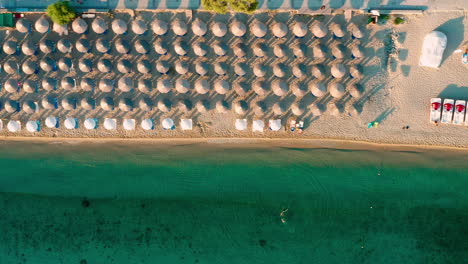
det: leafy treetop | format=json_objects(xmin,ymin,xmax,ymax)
[{"xmin": 46, "ymin": 1, "xmax": 77, "ymax": 25}]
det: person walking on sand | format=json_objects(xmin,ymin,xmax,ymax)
[{"xmin": 463, "ymin": 49, "xmax": 468, "ymax": 64}]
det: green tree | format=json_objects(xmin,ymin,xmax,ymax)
[
  {"xmin": 46, "ymin": 1, "xmax": 76, "ymax": 25},
  {"xmin": 202, "ymin": 0, "xmax": 258, "ymax": 14}
]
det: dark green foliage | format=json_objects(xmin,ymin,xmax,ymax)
[
  {"xmin": 46, "ymin": 1, "xmax": 76, "ymax": 25},
  {"xmin": 394, "ymin": 17, "xmax": 405, "ymax": 25},
  {"xmin": 202, "ymin": 0, "xmax": 258, "ymax": 14}
]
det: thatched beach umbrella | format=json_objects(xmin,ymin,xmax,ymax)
[
  {"xmin": 193, "ymin": 41, "xmax": 208, "ymax": 57},
  {"xmin": 313, "ymin": 44, "xmax": 326, "ymax": 58},
  {"xmin": 137, "ymin": 59, "xmax": 152, "ymax": 74},
  {"xmin": 84, "ymin": 118, "xmax": 97, "ymax": 130},
  {"xmin": 272, "ymin": 22, "xmax": 288, "ymax": 38},
  {"xmin": 312, "ymin": 22, "xmax": 328, "ymax": 38},
  {"xmin": 97, "ymin": 58, "xmax": 112, "ymax": 73},
  {"xmin": 292, "ymin": 43, "xmax": 307, "ymax": 58},
  {"xmin": 292, "ymin": 64, "xmax": 306, "ymax": 78},
  {"xmin": 39, "ymin": 39, "xmax": 54, "ymax": 54},
  {"xmin": 216, "ymin": 100, "xmax": 229, "ymax": 114},
  {"xmin": 332, "ymin": 44, "xmax": 346, "ymax": 59},
  {"xmin": 309, "ymin": 81, "xmax": 327, "ymax": 97},
  {"xmin": 274, "ymin": 43, "xmax": 287, "ymax": 58},
  {"xmin": 42, "ymin": 77, "xmax": 57, "ymax": 91},
  {"xmin": 3, "ymin": 40, "xmax": 17, "ymax": 55},
  {"xmin": 16, "ymin": 18, "xmax": 31, "ymax": 33},
  {"xmin": 291, "ymin": 82, "xmax": 307, "ymax": 97},
  {"xmin": 5, "ymin": 100, "xmax": 19, "ymax": 113},
  {"xmin": 234, "ymin": 62, "xmax": 248, "ymax": 76},
  {"xmin": 174, "ymin": 39, "xmax": 189, "ymax": 56},
  {"xmin": 96, "ymin": 38, "xmax": 110, "ymax": 53},
  {"xmin": 230, "ymin": 20, "xmax": 246, "ymax": 37},
  {"xmin": 45, "ymin": 116, "xmax": 58, "ymax": 128},
  {"xmin": 92, "ymin": 17, "xmax": 108, "ymax": 34},
  {"xmin": 4, "ymin": 59, "xmax": 19, "ymax": 74},
  {"xmin": 195, "ymin": 61, "xmax": 209, "ymax": 76},
  {"xmin": 195, "ymin": 79, "xmax": 210, "ymax": 94},
  {"xmin": 22, "ymin": 60, "xmax": 37, "ymax": 75},
  {"xmin": 214, "ymin": 79, "xmax": 230, "ymax": 95},
  {"xmin": 331, "ymin": 64, "xmax": 347, "ymax": 79},
  {"xmin": 81, "ymin": 78, "xmax": 95, "ymax": 91},
  {"xmin": 23, "ymin": 79, "xmax": 37, "ymax": 93},
  {"xmin": 119, "ymin": 98, "xmax": 133, "ymax": 112},
  {"xmin": 253, "ymin": 42, "xmax": 268, "ymax": 57},
  {"xmin": 212, "ymin": 41, "xmax": 228, "ymax": 56},
  {"xmin": 311, "ymin": 64, "xmax": 326, "ymax": 80},
  {"xmin": 112, "ymin": 19, "xmax": 127, "ymax": 35},
  {"xmin": 309, "ymin": 103, "xmax": 322, "ymax": 116},
  {"xmin": 42, "ymin": 96, "xmax": 57, "ymax": 109},
  {"xmin": 273, "ymin": 63, "xmax": 287, "ymax": 78},
  {"xmin": 78, "ymin": 58, "xmax": 93, "ymax": 73},
  {"xmin": 234, "ymin": 100, "xmax": 248, "ymax": 115},
  {"xmin": 233, "ymin": 42, "xmax": 247, "ymax": 57},
  {"xmin": 212, "ymin": 21, "xmax": 227, "ymax": 37},
  {"xmin": 328, "ymin": 103, "xmax": 341, "ymax": 116},
  {"xmin": 35, "ymin": 16, "xmax": 49, "ymax": 33},
  {"xmin": 117, "ymin": 59, "xmax": 132, "ymax": 74},
  {"xmin": 115, "ymin": 38, "xmax": 130, "ymax": 54},
  {"xmin": 157, "ymin": 98, "xmax": 171, "ymax": 112},
  {"xmin": 348, "ymin": 83, "xmax": 363, "ymax": 98},
  {"xmin": 291, "ymin": 102, "xmax": 305, "ymax": 116},
  {"xmin": 100, "ymin": 97, "xmax": 114, "ymax": 110},
  {"xmin": 57, "ymin": 39, "xmax": 72, "ymax": 53},
  {"xmin": 58, "ymin": 57, "xmax": 73, "ymax": 72},
  {"xmin": 76, "ymin": 38, "xmax": 90, "ymax": 53},
  {"xmin": 139, "ymin": 97, "xmax": 152, "ymax": 111},
  {"xmin": 72, "ymin": 18, "xmax": 88, "ymax": 34},
  {"xmin": 99, "ymin": 79, "xmax": 114, "ymax": 92},
  {"xmin": 346, "ymin": 104, "xmax": 361, "ymax": 117},
  {"xmin": 192, "ymin": 18, "xmax": 207, "ymax": 36},
  {"xmin": 351, "ymin": 45, "xmax": 364, "ymax": 59},
  {"xmin": 134, "ymin": 39, "xmax": 150, "ymax": 54},
  {"xmin": 172, "ymin": 19, "xmax": 187, "ymax": 36},
  {"xmin": 251, "ymin": 20, "xmax": 267, "ymax": 38},
  {"xmin": 138, "ymin": 79, "xmax": 152, "ymax": 93},
  {"xmin": 329, "ymin": 82, "xmax": 345, "ymax": 99},
  {"xmin": 61, "ymin": 96, "xmax": 76, "ymax": 110},
  {"xmin": 175, "ymin": 78, "xmax": 190, "ymax": 94},
  {"xmin": 81, "ymin": 97, "xmax": 95, "ymax": 110},
  {"xmin": 253, "ymin": 101, "xmax": 266, "ymax": 116},
  {"xmin": 253, "ymin": 80, "xmax": 268, "ymax": 96},
  {"xmin": 253, "ymin": 64, "xmax": 267, "ymax": 78},
  {"xmin": 330, "ymin": 23, "xmax": 345, "ymax": 38},
  {"xmin": 157, "ymin": 79, "xmax": 172, "ymax": 93},
  {"xmin": 132, "ymin": 19, "xmax": 147, "ymax": 35},
  {"xmin": 350, "ymin": 65, "xmax": 364, "ymax": 79},
  {"xmin": 53, "ymin": 22, "xmax": 67, "ymax": 35},
  {"xmin": 178, "ymin": 99, "xmax": 192, "ymax": 113},
  {"xmin": 61, "ymin": 77, "xmax": 76, "ymax": 90},
  {"xmin": 293, "ymin": 22, "xmax": 308, "ymax": 37},
  {"xmin": 272, "ymin": 80, "xmax": 288, "ymax": 97},
  {"xmin": 233, "ymin": 81, "xmax": 249, "ymax": 96},
  {"xmin": 153, "ymin": 39, "xmax": 168, "ymax": 55},
  {"xmin": 5, "ymin": 78, "xmax": 19, "ymax": 93},
  {"xmin": 156, "ymin": 60, "xmax": 170, "ymax": 74},
  {"xmin": 351, "ymin": 24, "xmax": 364, "ymax": 39},
  {"xmin": 22, "ymin": 41, "xmax": 36, "ymax": 55},
  {"xmin": 118, "ymin": 76, "xmax": 133, "ymax": 92},
  {"xmin": 175, "ymin": 60, "xmax": 189, "ymax": 75},
  {"xmin": 273, "ymin": 102, "xmax": 286, "ymax": 115},
  {"xmin": 196, "ymin": 100, "xmax": 209, "ymax": 113},
  {"xmin": 152, "ymin": 19, "xmax": 168, "ymax": 35},
  {"xmin": 141, "ymin": 119, "xmax": 154, "ymax": 130},
  {"xmin": 214, "ymin": 62, "xmax": 227, "ymax": 75}
]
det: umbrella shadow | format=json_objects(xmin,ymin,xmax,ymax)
[
  {"xmin": 372, "ymin": 107, "xmax": 395, "ymax": 124},
  {"xmin": 435, "ymin": 17, "xmax": 464, "ymax": 66}
]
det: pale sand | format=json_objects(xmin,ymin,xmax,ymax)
[{"xmin": 0, "ymin": 11, "xmax": 467, "ymax": 149}]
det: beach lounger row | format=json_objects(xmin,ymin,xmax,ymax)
[
  {"xmin": 0, "ymin": 118, "xmax": 193, "ymax": 132},
  {"xmin": 431, "ymin": 98, "xmax": 468, "ymax": 125},
  {"xmin": 235, "ymin": 119, "xmax": 304, "ymax": 132}
]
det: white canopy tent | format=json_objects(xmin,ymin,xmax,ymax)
[
  {"xmin": 123, "ymin": 119, "xmax": 136, "ymax": 130},
  {"xmin": 180, "ymin": 119, "xmax": 192, "ymax": 130},
  {"xmin": 104, "ymin": 118, "xmax": 117, "ymax": 130},
  {"xmin": 141, "ymin": 119, "xmax": 154, "ymax": 130},
  {"xmin": 419, "ymin": 31, "xmax": 447, "ymax": 68},
  {"xmin": 235, "ymin": 119, "xmax": 247, "ymax": 131}
]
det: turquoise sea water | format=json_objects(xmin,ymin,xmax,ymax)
[{"xmin": 0, "ymin": 141, "xmax": 467, "ymax": 264}]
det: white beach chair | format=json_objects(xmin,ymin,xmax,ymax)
[
  {"xmin": 252, "ymin": 120, "xmax": 264, "ymax": 132},
  {"xmin": 430, "ymin": 98, "xmax": 442, "ymax": 124},
  {"xmin": 453, "ymin": 100, "xmax": 466, "ymax": 125},
  {"xmin": 441, "ymin": 99, "xmax": 454, "ymax": 124},
  {"xmin": 269, "ymin": 119, "xmax": 282, "ymax": 131},
  {"xmin": 465, "ymin": 107, "xmax": 468, "ymax": 126},
  {"xmin": 0, "ymin": 120, "xmax": 3, "ymax": 130},
  {"xmin": 235, "ymin": 119, "xmax": 247, "ymax": 131},
  {"xmin": 180, "ymin": 119, "xmax": 192, "ymax": 130}
]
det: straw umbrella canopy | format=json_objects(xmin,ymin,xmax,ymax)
[
  {"xmin": 251, "ymin": 20, "xmax": 267, "ymax": 38},
  {"xmin": 81, "ymin": 97, "xmax": 95, "ymax": 110},
  {"xmin": 311, "ymin": 64, "xmax": 326, "ymax": 80},
  {"xmin": 312, "ymin": 23, "xmax": 328, "ymax": 38},
  {"xmin": 234, "ymin": 62, "xmax": 248, "ymax": 76},
  {"xmin": 92, "ymin": 17, "xmax": 108, "ymax": 34},
  {"xmin": 5, "ymin": 78, "xmax": 19, "ymax": 93},
  {"xmin": 76, "ymin": 38, "xmax": 90, "ymax": 53},
  {"xmin": 174, "ymin": 39, "xmax": 189, "ymax": 56},
  {"xmin": 273, "ymin": 43, "xmax": 287, "ymax": 58},
  {"xmin": 233, "ymin": 42, "xmax": 247, "ymax": 57},
  {"xmin": 272, "ymin": 80, "xmax": 288, "ymax": 97},
  {"xmin": 72, "ymin": 18, "xmax": 88, "ymax": 34},
  {"xmin": 117, "ymin": 59, "xmax": 132, "ymax": 74},
  {"xmin": 57, "ymin": 39, "xmax": 72, "ymax": 53},
  {"xmin": 329, "ymin": 82, "xmax": 345, "ymax": 99},
  {"xmin": 175, "ymin": 60, "xmax": 189, "ymax": 75},
  {"xmin": 23, "ymin": 79, "xmax": 37, "ymax": 93},
  {"xmin": 61, "ymin": 77, "xmax": 76, "ymax": 90},
  {"xmin": 42, "ymin": 77, "xmax": 57, "ymax": 91},
  {"xmin": 22, "ymin": 41, "xmax": 37, "ymax": 55},
  {"xmin": 118, "ymin": 76, "xmax": 133, "ymax": 92},
  {"xmin": 156, "ymin": 60, "xmax": 170, "ymax": 74},
  {"xmin": 157, "ymin": 98, "xmax": 172, "ymax": 112},
  {"xmin": 292, "ymin": 64, "xmax": 306, "ymax": 78},
  {"xmin": 210, "ymin": 100, "xmax": 226, "ymax": 114},
  {"xmin": 112, "ymin": 19, "xmax": 127, "ymax": 35},
  {"xmin": 134, "ymin": 39, "xmax": 150, "ymax": 54},
  {"xmin": 212, "ymin": 41, "xmax": 228, "ymax": 56},
  {"xmin": 291, "ymin": 82, "xmax": 307, "ymax": 97},
  {"xmin": 3, "ymin": 40, "xmax": 17, "ymax": 55},
  {"xmin": 346, "ymin": 104, "xmax": 361, "ymax": 116},
  {"xmin": 35, "ymin": 16, "xmax": 50, "ymax": 33},
  {"xmin": 212, "ymin": 62, "xmax": 226, "ymax": 75},
  {"xmin": 330, "ymin": 23, "xmax": 345, "ymax": 38},
  {"xmin": 352, "ymin": 24, "xmax": 364, "ymax": 39},
  {"xmin": 253, "ymin": 64, "xmax": 267, "ymax": 77},
  {"xmin": 53, "ymin": 22, "xmax": 67, "ymax": 34},
  {"xmin": 61, "ymin": 96, "xmax": 76, "ymax": 110},
  {"xmin": 178, "ymin": 99, "xmax": 192, "ymax": 113},
  {"xmin": 291, "ymin": 102, "xmax": 305, "ymax": 116},
  {"xmin": 22, "ymin": 60, "xmax": 37, "ymax": 75},
  {"xmin": 5, "ymin": 100, "xmax": 19, "ymax": 113},
  {"xmin": 195, "ymin": 79, "xmax": 210, "ymax": 94},
  {"xmin": 84, "ymin": 118, "xmax": 97, "ymax": 129},
  {"xmin": 96, "ymin": 38, "xmax": 110, "ymax": 53},
  {"xmin": 253, "ymin": 43, "xmax": 268, "ymax": 57},
  {"xmin": 99, "ymin": 79, "xmax": 114, "ymax": 92},
  {"xmin": 193, "ymin": 41, "xmax": 208, "ymax": 57},
  {"xmin": 214, "ymin": 80, "xmax": 230, "ymax": 95},
  {"xmin": 230, "ymin": 20, "xmax": 246, "ymax": 37},
  {"xmin": 4, "ymin": 59, "xmax": 19, "ymax": 74},
  {"xmin": 100, "ymin": 97, "xmax": 114, "ymax": 110},
  {"xmin": 351, "ymin": 45, "xmax": 364, "ymax": 58},
  {"xmin": 350, "ymin": 65, "xmax": 364, "ymax": 79},
  {"xmin": 293, "ymin": 22, "xmax": 308, "ymax": 37},
  {"xmin": 132, "ymin": 19, "xmax": 147, "ymax": 35},
  {"xmin": 192, "ymin": 18, "xmax": 207, "ymax": 36},
  {"xmin": 195, "ymin": 61, "xmax": 209, "ymax": 76},
  {"xmin": 253, "ymin": 101, "xmax": 266, "ymax": 116},
  {"xmin": 16, "ymin": 18, "xmax": 31, "ymax": 33},
  {"xmin": 253, "ymin": 80, "xmax": 268, "ymax": 96},
  {"xmin": 332, "ymin": 44, "xmax": 346, "ymax": 59},
  {"xmin": 273, "ymin": 102, "xmax": 286, "ymax": 115},
  {"xmin": 331, "ymin": 64, "xmax": 347, "ymax": 79},
  {"xmin": 42, "ymin": 96, "xmax": 57, "ymax": 109},
  {"xmin": 309, "ymin": 81, "xmax": 327, "ymax": 97},
  {"xmin": 233, "ymin": 81, "xmax": 249, "ymax": 96},
  {"xmin": 78, "ymin": 58, "xmax": 93, "ymax": 73},
  {"xmin": 141, "ymin": 119, "xmax": 154, "ymax": 130},
  {"xmin": 328, "ymin": 103, "xmax": 341, "ymax": 116},
  {"xmin": 309, "ymin": 103, "xmax": 323, "ymax": 116},
  {"xmin": 119, "ymin": 98, "xmax": 133, "ymax": 112},
  {"xmin": 196, "ymin": 100, "xmax": 209, "ymax": 113},
  {"xmin": 152, "ymin": 19, "xmax": 168, "ymax": 35},
  {"xmin": 138, "ymin": 79, "xmax": 152, "ymax": 93},
  {"xmin": 39, "ymin": 39, "xmax": 54, "ymax": 54},
  {"xmin": 292, "ymin": 43, "xmax": 307, "ymax": 58},
  {"xmin": 157, "ymin": 79, "xmax": 172, "ymax": 93},
  {"xmin": 80, "ymin": 78, "xmax": 95, "ymax": 91},
  {"xmin": 234, "ymin": 100, "xmax": 248, "ymax": 115},
  {"xmin": 58, "ymin": 57, "xmax": 72, "ymax": 72},
  {"xmin": 313, "ymin": 44, "xmax": 326, "ymax": 58},
  {"xmin": 115, "ymin": 38, "xmax": 130, "ymax": 54},
  {"xmin": 212, "ymin": 22, "xmax": 227, "ymax": 37},
  {"xmin": 348, "ymin": 83, "xmax": 362, "ymax": 98},
  {"xmin": 272, "ymin": 22, "xmax": 288, "ymax": 38},
  {"xmin": 273, "ymin": 63, "xmax": 287, "ymax": 78},
  {"xmin": 176, "ymin": 78, "xmax": 190, "ymax": 94},
  {"xmin": 139, "ymin": 97, "xmax": 153, "ymax": 111},
  {"xmin": 137, "ymin": 59, "xmax": 152, "ymax": 74},
  {"xmin": 153, "ymin": 39, "xmax": 168, "ymax": 55},
  {"xmin": 172, "ymin": 19, "xmax": 187, "ymax": 36},
  {"xmin": 97, "ymin": 58, "xmax": 112, "ymax": 73},
  {"xmin": 45, "ymin": 117, "xmax": 58, "ymax": 128}
]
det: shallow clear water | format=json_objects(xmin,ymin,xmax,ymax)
[{"xmin": 0, "ymin": 141, "xmax": 467, "ymax": 264}]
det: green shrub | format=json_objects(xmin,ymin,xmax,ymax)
[
  {"xmin": 46, "ymin": 1, "xmax": 76, "ymax": 25},
  {"xmin": 394, "ymin": 17, "xmax": 405, "ymax": 25},
  {"xmin": 202, "ymin": 0, "xmax": 258, "ymax": 14}
]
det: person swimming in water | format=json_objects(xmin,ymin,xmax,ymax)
[{"xmin": 280, "ymin": 208, "xmax": 288, "ymax": 224}]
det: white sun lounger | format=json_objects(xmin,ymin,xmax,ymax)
[
  {"xmin": 453, "ymin": 100, "xmax": 466, "ymax": 125},
  {"xmin": 430, "ymin": 98, "xmax": 441, "ymax": 124},
  {"xmin": 441, "ymin": 99, "xmax": 454, "ymax": 124}
]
